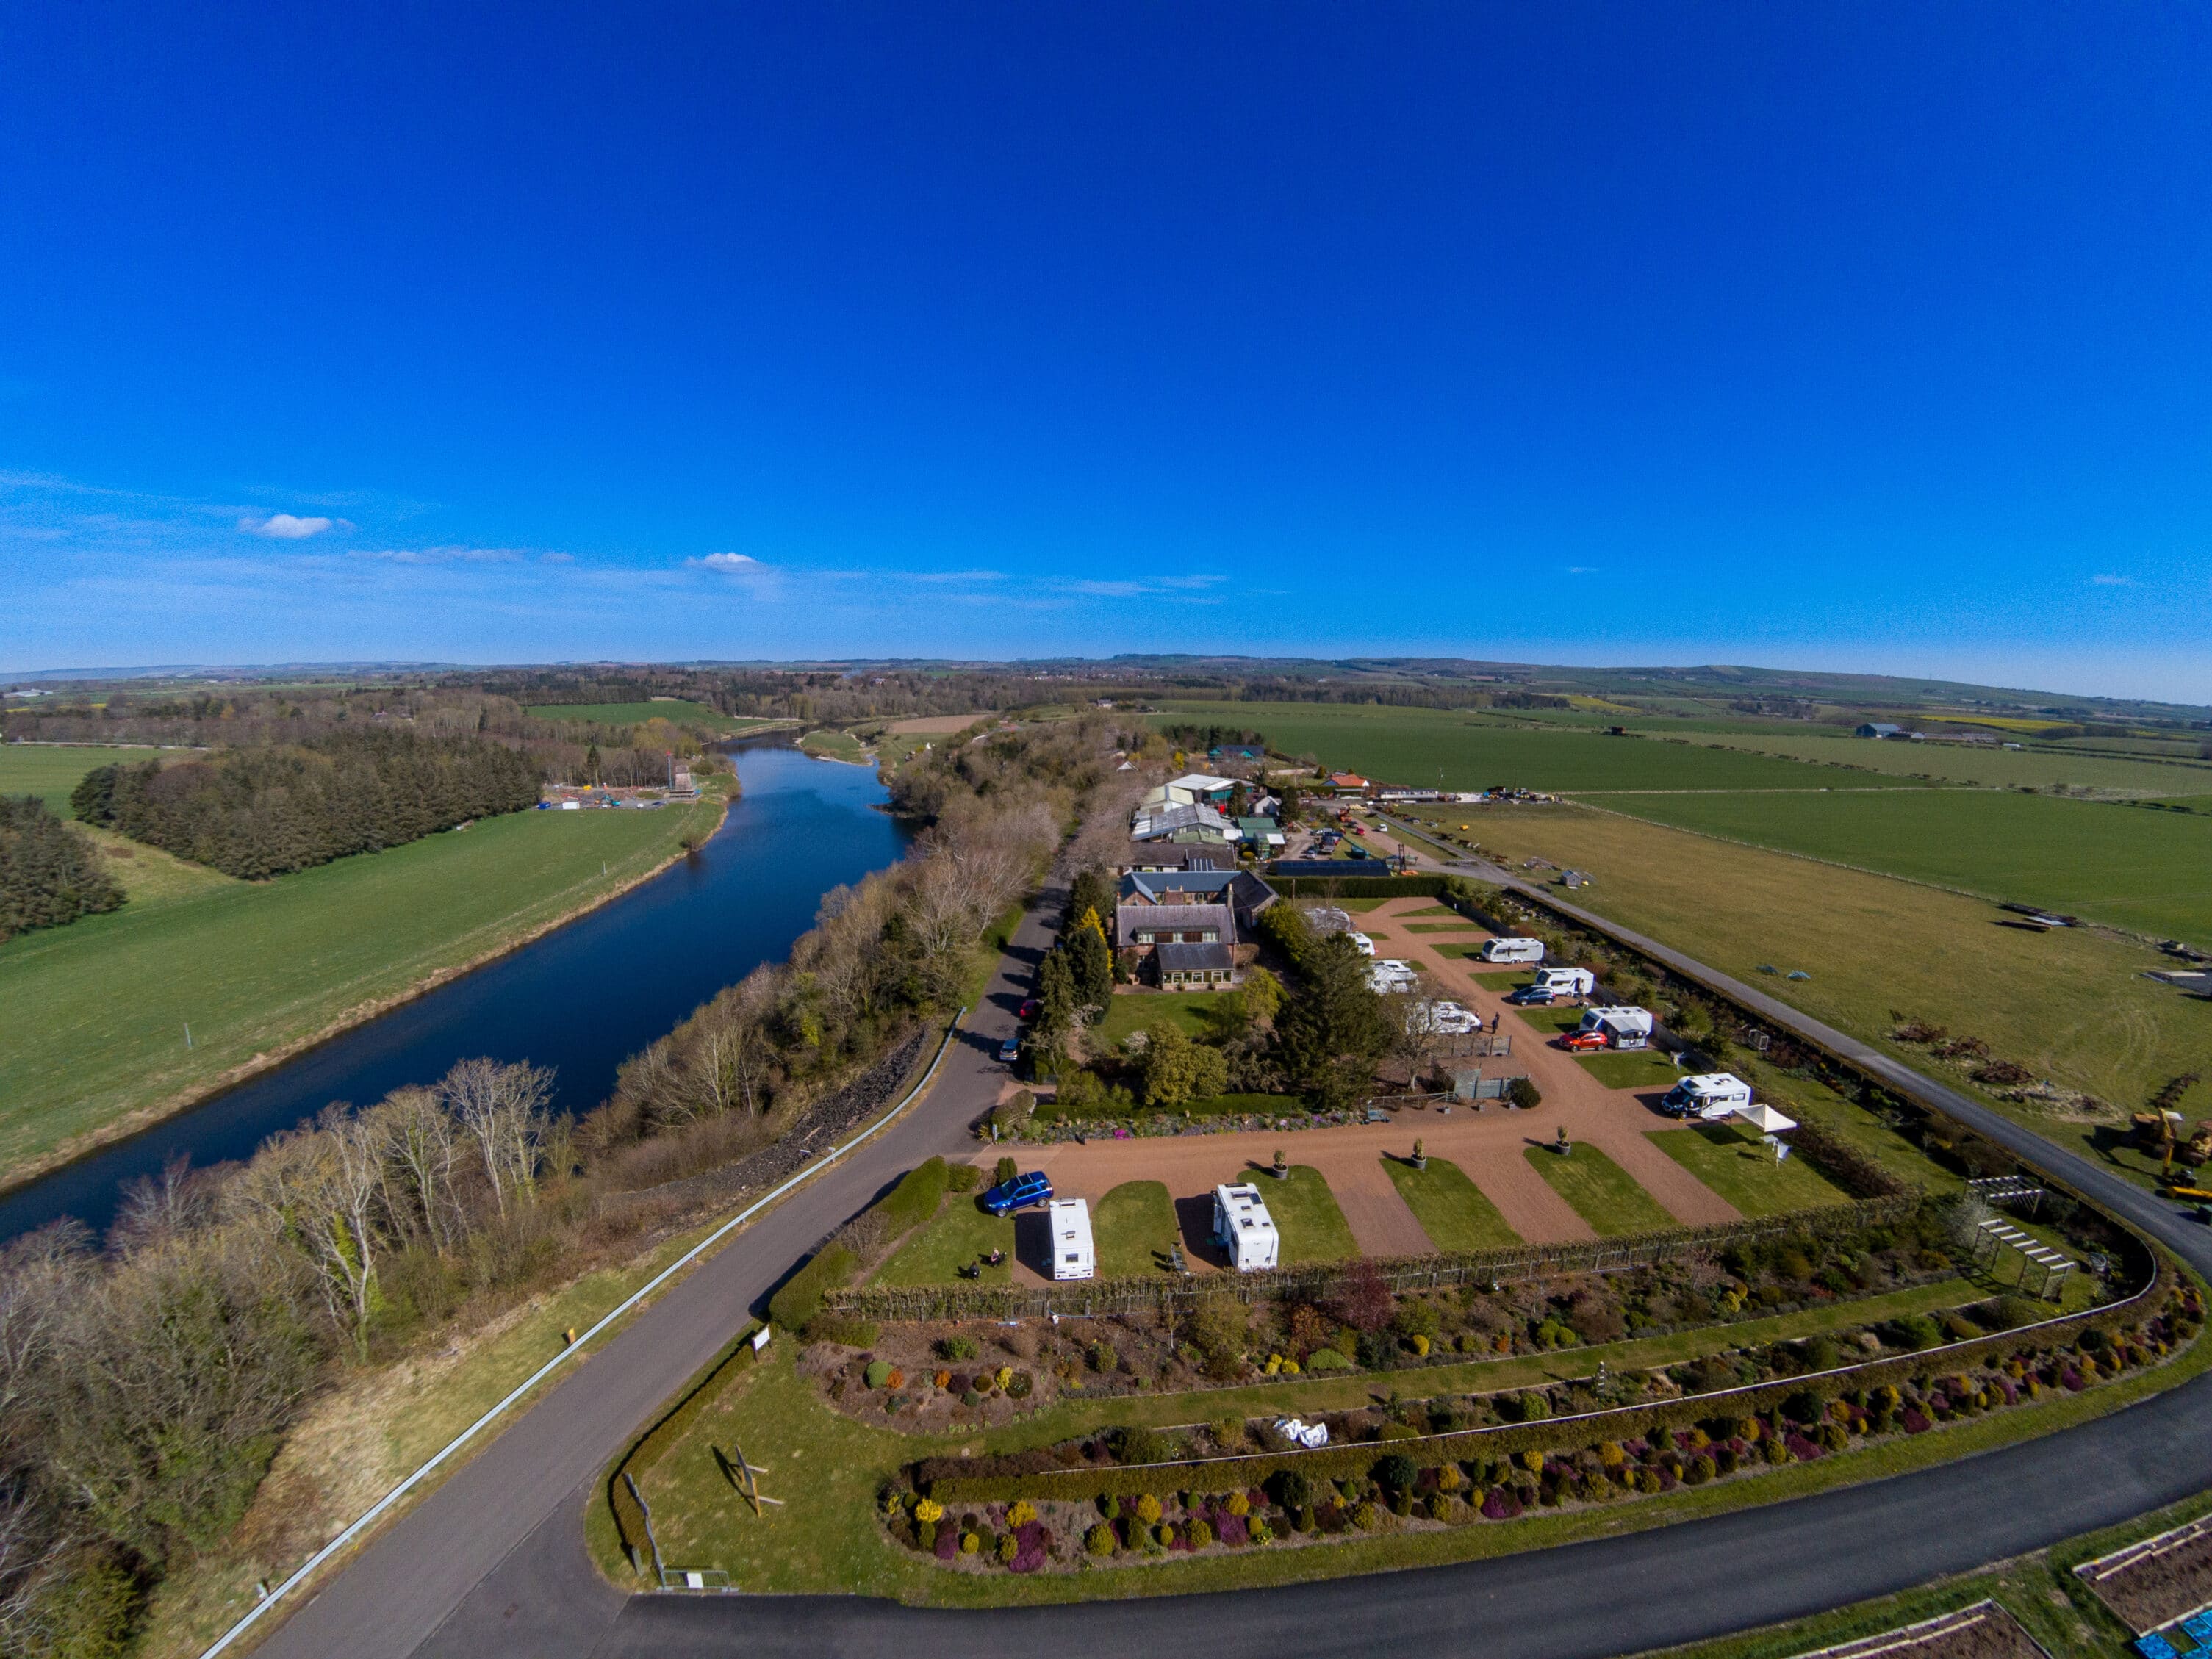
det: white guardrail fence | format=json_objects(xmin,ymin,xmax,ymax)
[{"xmin": 199, "ymin": 1012, "xmax": 966, "ymax": 1659}]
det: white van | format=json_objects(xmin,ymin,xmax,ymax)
[
  {"xmin": 1048, "ymin": 1198, "xmax": 1095, "ymax": 1281},
  {"xmin": 1534, "ymin": 966, "xmax": 1596, "ymax": 998},
  {"xmin": 1479, "ymin": 937, "xmax": 1546, "ymax": 964},
  {"xmin": 1662, "ymin": 1073, "xmax": 1753, "ymax": 1120},
  {"xmin": 1579, "ymin": 1006, "xmax": 1654, "ymax": 1050}
]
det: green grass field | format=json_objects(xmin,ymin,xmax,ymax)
[
  {"xmin": 0, "ymin": 744, "xmax": 167, "ymax": 816},
  {"xmin": 1382, "ymin": 1155, "xmax": 1521, "ymax": 1250},
  {"xmin": 1576, "ymin": 1050, "xmax": 1680, "ymax": 1090},
  {"xmin": 1414, "ymin": 805, "xmax": 2200, "ymax": 1165},
  {"xmin": 1680, "ymin": 730, "xmax": 2212, "ymax": 796},
  {"xmin": 1596, "ymin": 788, "xmax": 2212, "ymax": 944},
  {"xmin": 799, "ymin": 728, "xmax": 871, "ymax": 763},
  {"xmin": 1152, "ymin": 702, "xmax": 1925, "ymax": 794},
  {"xmin": 1263, "ymin": 1165, "xmax": 1358, "ymax": 1264},
  {"xmin": 0, "ymin": 793, "xmax": 725, "ymax": 1182},
  {"xmin": 1090, "ymin": 1181, "xmax": 1179, "ymax": 1277},
  {"xmin": 1524, "ymin": 1142, "xmax": 1676, "ymax": 1235},
  {"xmin": 1651, "ymin": 1123, "xmax": 1854, "ymax": 1216}
]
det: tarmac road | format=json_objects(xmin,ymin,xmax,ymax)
[{"xmin": 258, "ymin": 865, "xmax": 2212, "ymax": 1659}]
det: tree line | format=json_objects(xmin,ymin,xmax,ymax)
[
  {"xmin": 0, "ymin": 714, "xmax": 1128, "ymax": 1653},
  {"xmin": 71, "ymin": 730, "xmax": 544, "ymax": 879},
  {"xmin": 0, "ymin": 796, "xmax": 123, "ymax": 942}
]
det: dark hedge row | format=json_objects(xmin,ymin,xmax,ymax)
[
  {"xmin": 1266, "ymin": 873, "xmax": 1451, "ymax": 899},
  {"xmin": 71, "ymin": 730, "xmax": 543, "ymax": 879},
  {"xmin": 921, "ymin": 1257, "xmax": 2177, "ymax": 1503},
  {"xmin": 0, "ymin": 793, "xmax": 122, "ymax": 940}
]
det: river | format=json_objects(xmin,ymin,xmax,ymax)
[{"xmin": 0, "ymin": 741, "xmax": 910, "ymax": 1242}]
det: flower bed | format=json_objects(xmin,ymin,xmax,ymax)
[{"xmin": 884, "ymin": 1292, "xmax": 2199, "ymax": 1571}]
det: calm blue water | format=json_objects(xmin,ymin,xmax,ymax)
[{"xmin": 0, "ymin": 742, "xmax": 908, "ymax": 1242}]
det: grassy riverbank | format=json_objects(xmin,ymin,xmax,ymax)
[{"xmin": 0, "ymin": 787, "xmax": 728, "ymax": 1188}]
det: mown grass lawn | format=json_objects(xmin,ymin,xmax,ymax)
[
  {"xmin": 800, "ymin": 728, "xmax": 871, "ymax": 763},
  {"xmin": 1576, "ymin": 1049, "xmax": 1681, "ymax": 1090},
  {"xmin": 0, "ymin": 793, "xmax": 724, "ymax": 1181},
  {"xmin": 0, "ymin": 744, "xmax": 166, "ymax": 815},
  {"xmin": 1651, "ymin": 1123, "xmax": 1854, "ymax": 1217},
  {"xmin": 1382, "ymin": 1156, "xmax": 1521, "ymax": 1250},
  {"xmin": 871, "ymin": 1197, "xmax": 1016, "ymax": 1288},
  {"xmin": 1263, "ymin": 1166, "xmax": 1358, "ymax": 1264},
  {"xmin": 1092, "ymin": 991, "xmax": 1235, "ymax": 1048},
  {"xmin": 1404, "ymin": 921, "xmax": 1482, "ymax": 934},
  {"xmin": 1524, "ymin": 1143, "xmax": 1676, "ymax": 1235},
  {"xmin": 1090, "ymin": 1181, "xmax": 1179, "ymax": 1277}
]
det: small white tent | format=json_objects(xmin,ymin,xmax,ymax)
[{"xmin": 1731, "ymin": 1102, "xmax": 1798, "ymax": 1134}]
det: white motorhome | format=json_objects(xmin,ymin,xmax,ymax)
[
  {"xmin": 1048, "ymin": 1198, "xmax": 1095, "ymax": 1281},
  {"xmin": 1213, "ymin": 1183, "xmax": 1281, "ymax": 1272},
  {"xmin": 1367, "ymin": 959, "xmax": 1418, "ymax": 993},
  {"xmin": 1579, "ymin": 1006, "xmax": 1653, "ymax": 1049},
  {"xmin": 1418, "ymin": 999, "xmax": 1480, "ymax": 1036},
  {"xmin": 1348, "ymin": 931, "xmax": 1376, "ymax": 958},
  {"xmin": 1662, "ymin": 1073, "xmax": 1753, "ymax": 1120},
  {"xmin": 1534, "ymin": 966, "xmax": 1596, "ymax": 998},
  {"xmin": 1479, "ymin": 937, "xmax": 1545, "ymax": 964}
]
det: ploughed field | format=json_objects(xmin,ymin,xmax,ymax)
[{"xmin": 0, "ymin": 750, "xmax": 722, "ymax": 1183}]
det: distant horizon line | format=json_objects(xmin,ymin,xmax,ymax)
[{"xmin": 4, "ymin": 654, "xmax": 2207, "ymax": 718}]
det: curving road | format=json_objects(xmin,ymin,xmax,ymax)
[{"xmin": 256, "ymin": 869, "xmax": 2212, "ymax": 1659}]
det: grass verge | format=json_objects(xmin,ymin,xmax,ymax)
[
  {"xmin": 1383, "ymin": 1155, "xmax": 1523, "ymax": 1250},
  {"xmin": 1525, "ymin": 1142, "xmax": 1678, "ymax": 1235}
]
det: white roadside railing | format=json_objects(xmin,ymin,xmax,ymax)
[{"xmin": 199, "ymin": 1013, "xmax": 966, "ymax": 1659}]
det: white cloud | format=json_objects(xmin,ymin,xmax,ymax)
[
  {"xmin": 539, "ymin": 551, "xmax": 575, "ymax": 565},
  {"xmin": 693, "ymin": 552, "xmax": 763, "ymax": 573},
  {"xmin": 243, "ymin": 512, "xmax": 348, "ymax": 539},
  {"xmin": 2090, "ymin": 573, "xmax": 2136, "ymax": 587}
]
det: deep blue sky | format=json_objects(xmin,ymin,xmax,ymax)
[{"xmin": 4, "ymin": 4, "xmax": 2208, "ymax": 699}]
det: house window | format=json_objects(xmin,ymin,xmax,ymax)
[
  {"xmin": 1138, "ymin": 932, "xmax": 1155, "ymax": 944},
  {"xmin": 1202, "ymin": 929, "xmax": 1218, "ymax": 942}
]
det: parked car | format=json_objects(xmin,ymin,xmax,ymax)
[
  {"xmin": 1506, "ymin": 984, "xmax": 1559, "ymax": 1006},
  {"xmin": 997, "ymin": 1035, "xmax": 1022, "ymax": 1064},
  {"xmin": 1346, "ymin": 823, "xmax": 1365, "ymax": 836},
  {"xmin": 1016, "ymin": 998, "xmax": 1041, "ymax": 1020},
  {"xmin": 981, "ymin": 1170, "xmax": 1052, "ymax": 1215},
  {"xmin": 1560, "ymin": 1029, "xmax": 1609, "ymax": 1051}
]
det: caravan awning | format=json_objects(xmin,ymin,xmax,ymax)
[{"xmin": 1731, "ymin": 1104, "xmax": 1798, "ymax": 1134}]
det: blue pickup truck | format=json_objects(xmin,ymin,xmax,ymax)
[{"xmin": 981, "ymin": 1170, "xmax": 1052, "ymax": 1216}]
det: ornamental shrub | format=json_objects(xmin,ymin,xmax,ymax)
[
  {"xmin": 1086, "ymin": 1523, "xmax": 1117, "ymax": 1556},
  {"xmin": 1764, "ymin": 1438, "xmax": 1791, "ymax": 1465},
  {"xmin": 864, "ymin": 1360, "xmax": 893, "ymax": 1389},
  {"xmin": 936, "ymin": 1334, "xmax": 980, "ymax": 1362},
  {"xmin": 1226, "ymin": 1491, "xmax": 1250, "ymax": 1516},
  {"xmin": 947, "ymin": 1162, "xmax": 983, "ymax": 1193},
  {"xmin": 1135, "ymin": 1494, "xmax": 1163, "ymax": 1525},
  {"xmin": 1307, "ymin": 1347, "xmax": 1354, "ymax": 1372},
  {"xmin": 1636, "ymin": 1469, "xmax": 1662, "ymax": 1494},
  {"xmin": 1188, "ymin": 1519, "xmax": 1214, "ymax": 1548},
  {"xmin": 886, "ymin": 1369, "xmax": 905, "ymax": 1389},
  {"xmin": 1516, "ymin": 1449, "xmax": 1544, "ymax": 1475},
  {"xmin": 1597, "ymin": 1441, "xmax": 1626, "ymax": 1468},
  {"xmin": 916, "ymin": 1520, "xmax": 937, "ymax": 1552},
  {"xmin": 1007, "ymin": 1370, "xmax": 1033, "ymax": 1399},
  {"xmin": 1482, "ymin": 1486, "xmax": 1522, "ymax": 1519},
  {"xmin": 996, "ymin": 1366, "xmax": 1014, "ymax": 1390},
  {"xmin": 1008, "ymin": 1500, "xmax": 1038, "ymax": 1526},
  {"xmin": 1351, "ymin": 1502, "xmax": 1380, "ymax": 1530},
  {"xmin": 1157, "ymin": 1523, "xmax": 1179, "ymax": 1547},
  {"xmin": 997, "ymin": 1533, "xmax": 1019, "ymax": 1564},
  {"xmin": 1249, "ymin": 1518, "xmax": 1275, "ymax": 1544},
  {"xmin": 960, "ymin": 1532, "xmax": 980, "ymax": 1555},
  {"xmin": 913, "ymin": 1498, "xmax": 944, "ymax": 1524},
  {"xmin": 1437, "ymin": 1464, "xmax": 1463, "ymax": 1492},
  {"xmin": 1270, "ymin": 1470, "xmax": 1312, "ymax": 1511},
  {"xmin": 1685, "ymin": 1455, "xmax": 1716, "ymax": 1485}
]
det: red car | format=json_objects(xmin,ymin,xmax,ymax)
[
  {"xmin": 1017, "ymin": 998, "xmax": 1042, "ymax": 1021},
  {"xmin": 1560, "ymin": 1029, "xmax": 1609, "ymax": 1052},
  {"xmin": 1346, "ymin": 823, "xmax": 1366, "ymax": 836}
]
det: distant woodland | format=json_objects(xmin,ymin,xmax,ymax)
[
  {"xmin": 0, "ymin": 796, "xmax": 122, "ymax": 941},
  {"xmin": 71, "ymin": 731, "xmax": 542, "ymax": 879}
]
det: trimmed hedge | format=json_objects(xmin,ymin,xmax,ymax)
[
  {"xmin": 1267, "ymin": 873, "xmax": 1449, "ymax": 899},
  {"xmin": 609, "ymin": 1328, "xmax": 761, "ymax": 1566},
  {"xmin": 918, "ymin": 1255, "xmax": 2174, "ymax": 1504},
  {"xmin": 880, "ymin": 1156, "xmax": 950, "ymax": 1234},
  {"xmin": 768, "ymin": 1242, "xmax": 859, "ymax": 1334}
]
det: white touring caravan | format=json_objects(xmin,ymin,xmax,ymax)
[
  {"xmin": 1213, "ymin": 1183, "xmax": 1282, "ymax": 1272},
  {"xmin": 1048, "ymin": 1198, "xmax": 1095, "ymax": 1281},
  {"xmin": 1662, "ymin": 1073, "xmax": 1754, "ymax": 1120},
  {"xmin": 1533, "ymin": 966, "xmax": 1597, "ymax": 998},
  {"xmin": 1479, "ymin": 937, "xmax": 1545, "ymax": 964},
  {"xmin": 1579, "ymin": 1006, "xmax": 1654, "ymax": 1049}
]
